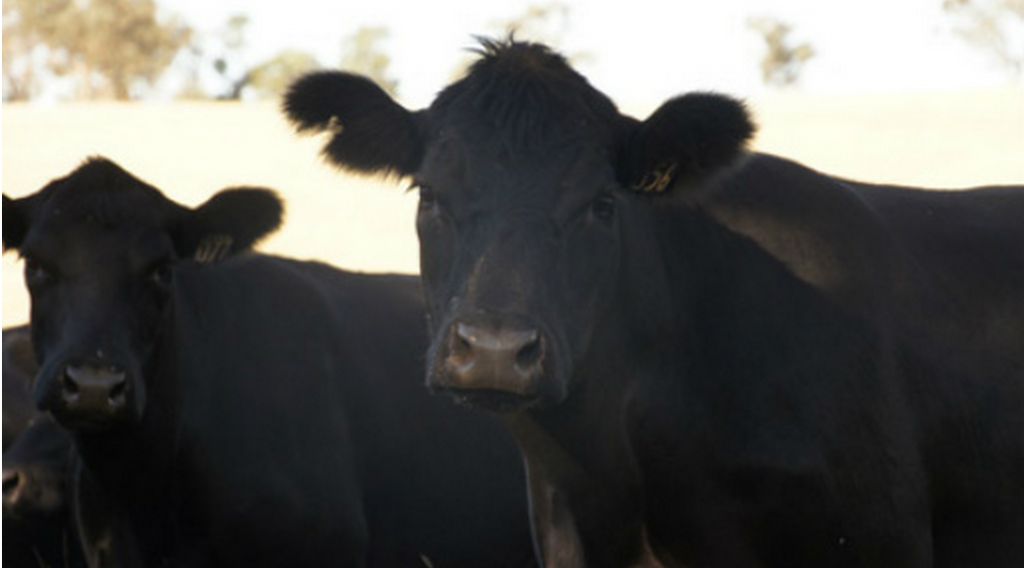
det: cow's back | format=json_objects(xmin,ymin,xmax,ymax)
[
  {"xmin": 853, "ymin": 182, "xmax": 1024, "ymax": 363},
  {"xmin": 704, "ymin": 156, "xmax": 1024, "ymax": 565},
  {"xmin": 709, "ymin": 154, "xmax": 1024, "ymax": 363},
  {"xmin": 169, "ymin": 255, "xmax": 533, "ymax": 567},
  {"xmin": 282, "ymin": 260, "xmax": 535, "ymax": 567}
]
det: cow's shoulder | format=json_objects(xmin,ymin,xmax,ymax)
[{"xmin": 698, "ymin": 153, "xmax": 917, "ymax": 314}]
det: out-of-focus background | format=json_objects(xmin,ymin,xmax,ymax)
[{"xmin": 3, "ymin": 0, "xmax": 1023, "ymax": 326}]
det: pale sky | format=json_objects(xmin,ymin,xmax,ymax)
[{"xmin": 158, "ymin": 0, "xmax": 1018, "ymax": 106}]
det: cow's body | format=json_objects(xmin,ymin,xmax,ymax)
[
  {"xmin": 3, "ymin": 159, "xmax": 535, "ymax": 568},
  {"xmin": 4, "ymin": 414, "xmax": 86, "ymax": 568},
  {"xmin": 4, "ymin": 325, "xmax": 89, "ymax": 568},
  {"xmin": 71, "ymin": 258, "xmax": 532, "ymax": 567},
  {"xmin": 285, "ymin": 39, "xmax": 1024, "ymax": 567}
]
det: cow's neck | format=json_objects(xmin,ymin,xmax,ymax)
[{"xmin": 502, "ymin": 358, "xmax": 657, "ymax": 567}]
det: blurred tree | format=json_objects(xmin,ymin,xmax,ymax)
[
  {"xmin": 3, "ymin": 0, "xmax": 191, "ymax": 100},
  {"xmin": 747, "ymin": 16, "xmax": 816, "ymax": 88},
  {"xmin": 340, "ymin": 27, "xmax": 399, "ymax": 97},
  {"xmin": 247, "ymin": 50, "xmax": 321, "ymax": 99},
  {"xmin": 3, "ymin": 7, "xmax": 38, "ymax": 101},
  {"xmin": 213, "ymin": 14, "xmax": 252, "ymax": 99},
  {"xmin": 175, "ymin": 44, "xmax": 209, "ymax": 100},
  {"xmin": 3, "ymin": 0, "xmax": 77, "ymax": 101},
  {"xmin": 53, "ymin": 0, "xmax": 190, "ymax": 99},
  {"xmin": 447, "ymin": 1, "xmax": 588, "ymax": 81},
  {"xmin": 943, "ymin": 0, "xmax": 1024, "ymax": 78},
  {"xmin": 179, "ymin": 15, "xmax": 319, "ymax": 100},
  {"xmin": 491, "ymin": 1, "xmax": 571, "ymax": 46}
]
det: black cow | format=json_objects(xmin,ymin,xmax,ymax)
[
  {"xmin": 283, "ymin": 39, "xmax": 1024, "ymax": 567},
  {"xmin": 4, "ymin": 325, "xmax": 88, "ymax": 568},
  {"xmin": 2, "ymin": 157, "xmax": 536, "ymax": 567},
  {"xmin": 4, "ymin": 326, "xmax": 38, "ymax": 450},
  {"xmin": 4, "ymin": 415, "xmax": 87, "ymax": 568}
]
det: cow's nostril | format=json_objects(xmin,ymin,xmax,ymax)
[
  {"xmin": 108, "ymin": 379, "xmax": 127, "ymax": 406},
  {"xmin": 2, "ymin": 468, "xmax": 22, "ymax": 500},
  {"xmin": 515, "ymin": 334, "xmax": 543, "ymax": 372},
  {"xmin": 62, "ymin": 371, "xmax": 81, "ymax": 399},
  {"xmin": 454, "ymin": 325, "xmax": 474, "ymax": 353},
  {"xmin": 108, "ymin": 378, "xmax": 129, "ymax": 409},
  {"xmin": 450, "ymin": 323, "xmax": 480, "ymax": 370}
]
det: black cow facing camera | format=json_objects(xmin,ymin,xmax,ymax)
[
  {"xmin": 3, "ymin": 158, "xmax": 536, "ymax": 568},
  {"xmin": 285, "ymin": 38, "xmax": 1024, "ymax": 568},
  {"xmin": 4, "ymin": 159, "xmax": 282, "ymax": 430}
]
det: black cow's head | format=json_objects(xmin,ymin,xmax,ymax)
[
  {"xmin": 285, "ymin": 39, "xmax": 753, "ymax": 411},
  {"xmin": 3, "ymin": 158, "xmax": 282, "ymax": 430},
  {"xmin": 3, "ymin": 415, "xmax": 72, "ymax": 524}
]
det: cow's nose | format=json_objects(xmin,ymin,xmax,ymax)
[
  {"xmin": 3, "ymin": 466, "xmax": 24, "ymax": 508},
  {"xmin": 442, "ymin": 322, "xmax": 545, "ymax": 394},
  {"xmin": 61, "ymin": 364, "xmax": 128, "ymax": 411}
]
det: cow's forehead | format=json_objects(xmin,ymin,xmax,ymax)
[
  {"xmin": 423, "ymin": 126, "xmax": 612, "ymax": 190},
  {"xmin": 24, "ymin": 199, "xmax": 173, "ymax": 273},
  {"xmin": 42, "ymin": 185, "xmax": 168, "ymax": 226},
  {"xmin": 22, "ymin": 163, "xmax": 180, "ymax": 260},
  {"xmin": 36, "ymin": 162, "xmax": 177, "ymax": 231},
  {"xmin": 426, "ymin": 42, "xmax": 621, "ymax": 153}
]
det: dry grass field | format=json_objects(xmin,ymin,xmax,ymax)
[{"xmin": 3, "ymin": 88, "xmax": 1023, "ymax": 327}]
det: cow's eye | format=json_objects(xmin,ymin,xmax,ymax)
[
  {"xmin": 24, "ymin": 257, "xmax": 53, "ymax": 288},
  {"xmin": 591, "ymin": 194, "xmax": 616, "ymax": 221},
  {"xmin": 148, "ymin": 263, "xmax": 174, "ymax": 287}
]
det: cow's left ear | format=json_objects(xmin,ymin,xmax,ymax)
[
  {"xmin": 617, "ymin": 93, "xmax": 755, "ymax": 198},
  {"xmin": 3, "ymin": 193, "xmax": 39, "ymax": 252},
  {"xmin": 283, "ymin": 71, "xmax": 425, "ymax": 178},
  {"xmin": 172, "ymin": 188, "xmax": 284, "ymax": 263},
  {"xmin": 3, "ymin": 195, "xmax": 26, "ymax": 251}
]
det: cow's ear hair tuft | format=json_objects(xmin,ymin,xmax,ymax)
[
  {"xmin": 618, "ymin": 93, "xmax": 755, "ymax": 197},
  {"xmin": 283, "ymin": 71, "xmax": 424, "ymax": 178},
  {"xmin": 4, "ymin": 194, "xmax": 30, "ymax": 252},
  {"xmin": 173, "ymin": 188, "xmax": 284, "ymax": 262}
]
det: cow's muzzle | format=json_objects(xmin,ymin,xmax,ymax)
[
  {"xmin": 3, "ymin": 417, "xmax": 69, "ymax": 522},
  {"xmin": 50, "ymin": 363, "xmax": 136, "ymax": 429},
  {"xmin": 431, "ymin": 319, "xmax": 549, "ymax": 411}
]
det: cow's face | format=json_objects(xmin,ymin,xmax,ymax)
[
  {"xmin": 285, "ymin": 39, "xmax": 752, "ymax": 411},
  {"xmin": 3, "ymin": 158, "xmax": 282, "ymax": 430},
  {"xmin": 412, "ymin": 117, "xmax": 629, "ymax": 410}
]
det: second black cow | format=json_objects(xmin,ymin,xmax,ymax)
[{"xmin": 2, "ymin": 158, "xmax": 536, "ymax": 568}]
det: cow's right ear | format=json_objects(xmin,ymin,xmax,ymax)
[
  {"xmin": 283, "ymin": 71, "xmax": 424, "ymax": 178},
  {"xmin": 172, "ymin": 188, "xmax": 284, "ymax": 263},
  {"xmin": 4, "ymin": 194, "xmax": 30, "ymax": 251},
  {"xmin": 617, "ymin": 92, "xmax": 755, "ymax": 200}
]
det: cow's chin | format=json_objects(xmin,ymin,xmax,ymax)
[
  {"xmin": 427, "ymin": 365, "xmax": 553, "ymax": 413},
  {"xmin": 439, "ymin": 387, "xmax": 544, "ymax": 414},
  {"xmin": 52, "ymin": 410, "xmax": 138, "ymax": 434}
]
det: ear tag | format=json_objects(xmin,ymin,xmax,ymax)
[
  {"xmin": 631, "ymin": 162, "xmax": 678, "ymax": 194},
  {"xmin": 194, "ymin": 235, "xmax": 234, "ymax": 264}
]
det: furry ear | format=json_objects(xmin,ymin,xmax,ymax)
[
  {"xmin": 283, "ymin": 71, "xmax": 424, "ymax": 178},
  {"xmin": 618, "ymin": 92, "xmax": 755, "ymax": 196},
  {"xmin": 4, "ymin": 194, "xmax": 34, "ymax": 251},
  {"xmin": 172, "ymin": 188, "xmax": 284, "ymax": 262}
]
